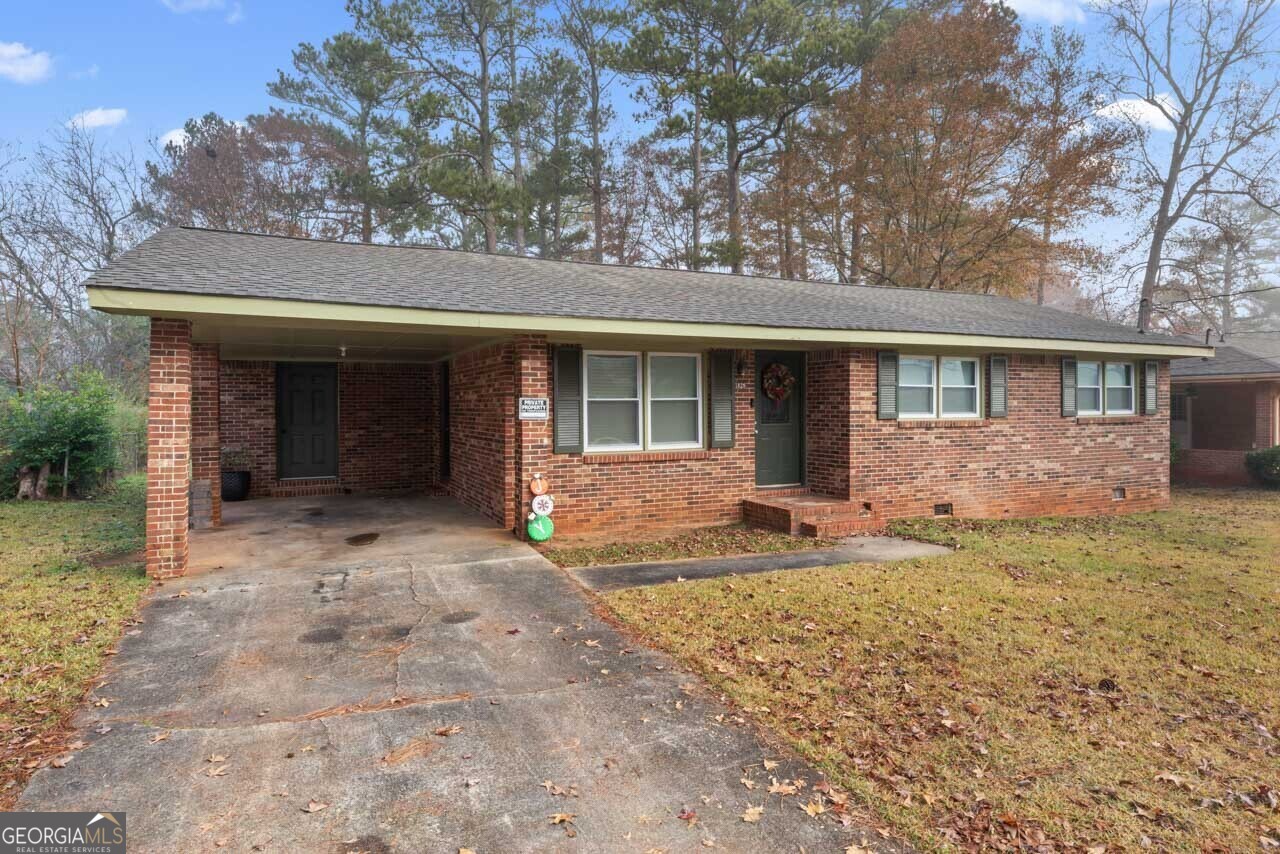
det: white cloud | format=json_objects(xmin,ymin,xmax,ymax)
[
  {"xmin": 159, "ymin": 127, "xmax": 189, "ymax": 148},
  {"xmin": 1003, "ymin": 0, "xmax": 1086, "ymax": 23},
  {"xmin": 69, "ymin": 63, "xmax": 100, "ymax": 80},
  {"xmin": 0, "ymin": 41, "xmax": 53, "ymax": 84},
  {"xmin": 226, "ymin": 2, "xmax": 244, "ymax": 23},
  {"xmin": 67, "ymin": 107, "xmax": 129, "ymax": 130},
  {"xmin": 1096, "ymin": 94, "xmax": 1176, "ymax": 133}
]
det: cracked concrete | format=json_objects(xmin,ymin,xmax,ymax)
[{"xmin": 19, "ymin": 494, "xmax": 907, "ymax": 853}]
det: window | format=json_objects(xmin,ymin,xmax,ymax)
[
  {"xmin": 940, "ymin": 358, "xmax": 980, "ymax": 417},
  {"xmin": 585, "ymin": 352, "xmax": 641, "ymax": 450},
  {"xmin": 647, "ymin": 353, "xmax": 702, "ymax": 448},
  {"xmin": 897, "ymin": 356, "xmax": 982, "ymax": 419},
  {"xmin": 898, "ymin": 357, "xmax": 936, "ymax": 417},
  {"xmin": 1105, "ymin": 363, "xmax": 1135, "ymax": 414},
  {"xmin": 1077, "ymin": 361, "xmax": 1102, "ymax": 415},
  {"xmin": 583, "ymin": 351, "xmax": 703, "ymax": 451},
  {"xmin": 1076, "ymin": 360, "xmax": 1134, "ymax": 416}
]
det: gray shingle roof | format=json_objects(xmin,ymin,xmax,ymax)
[
  {"xmin": 87, "ymin": 227, "xmax": 1201, "ymax": 349},
  {"xmin": 1172, "ymin": 344, "xmax": 1280, "ymax": 378}
]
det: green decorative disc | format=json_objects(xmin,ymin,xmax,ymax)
[{"xmin": 527, "ymin": 514, "xmax": 554, "ymax": 542}]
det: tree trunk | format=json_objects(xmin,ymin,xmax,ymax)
[
  {"xmin": 16, "ymin": 466, "xmax": 35, "ymax": 500},
  {"xmin": 479, "ymin": 40, "xmax": 498, "ymax": 254},
  {"xmin": 1220, "ymin": 240, "xmax": 1235, "ymax": 337},
  {"xmin": 507, "ymin": 0, "xmax": 526, "ymax": 255},
  {"xmin": 690, "ymin": 55, "xmax": 703, "ymax": 271},
  {"xmin": 34, "ymin": 462, "xmax": 50, "ymax": 500},
  {"xmin": 590, "ymin": 71, "xmax": 605, "ymax": 264},
  {"xmin": 1037, "ymin": 219, "xmax": 1051, "ymax": 305},
  {"xmin": 726, "ymin": 120, "xmax": 742, "ymax": 274}
]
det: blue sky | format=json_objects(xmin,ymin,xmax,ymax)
[{"xmin": 3, "ymin": 1, "xmax": 354, "ymax": 151}]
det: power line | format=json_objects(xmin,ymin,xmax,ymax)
[{"xmin": 1155, "ymin": 285, "xmax": 1280, "ymax": 308}]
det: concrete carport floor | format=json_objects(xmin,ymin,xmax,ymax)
[{"xmin": 19, "ymin": 494, "xmax": 907, "ymax": 853}]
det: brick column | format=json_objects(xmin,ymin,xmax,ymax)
[
  {"xmin": 191, "ymin": 343, "xmax": 221, "ymax": 528},
  {"xmin": 1256, "ymin": 383, "xmax": 1278, "ymax": 449},
  {"xmin": 147, "ymin": 318, "xmax": 192, "ymax": 579},
  {"xmin": 512, "ymin": 334, "xmax": 551, "ymax": 537}
]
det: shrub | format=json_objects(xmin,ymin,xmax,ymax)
[
  {"xmin": 1244, "ymin": 446, "xmax": 1280, "ymax": 487},
  {"xmin": 220, "ymin": 446, "xmax": 252, "ymax": 471},
  {"xmin": 0, "ymin": 371, "xmax": 118, "ymax": 498}
]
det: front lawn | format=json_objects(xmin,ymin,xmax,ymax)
[
  {"xmin": 605, "ymin": 488, "xmax": 1280, "ymax": 851},
  {"xmin": 0, "ymin": 476, "xmax": 149, "ymax": 806},
  {"xmin": 540, "ymin": 523, "xmax": 837, "ymax": 568}
]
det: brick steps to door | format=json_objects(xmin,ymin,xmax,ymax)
[
  {"xmin": 799, "ymin": 517, "xmax": 884, "ymax": 537},
  {"xmin": 743, "ymin": 494, "xmax": 882, "ymax": 537}
]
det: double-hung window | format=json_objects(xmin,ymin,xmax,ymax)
[
  {"xmin": 583, "ymin": 351, "xmax": 703, "ymax": 451},
  {"xmin": 1076, "ymin": 360, "xmax": 1134, "ymax": 416},
  {"xmin": 898, "ymin": 355, "xmax": 982, "ymax": 419}
]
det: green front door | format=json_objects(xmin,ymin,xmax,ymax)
[
  {"xmin": 755, "ymin": 351, "xmax": 804, "ymax": 486},
  {"xmin": 277, "ymin": 363, "xmax": 338, "ymax": 479}
]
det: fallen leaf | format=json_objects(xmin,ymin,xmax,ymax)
[
  {"xmin": 206, "ymin": 753, "xmax": 228, "ymax": 763},
  {"xmin": 49, "ymin": 755, "xmax": 70, "ymax": 768},
  {"xmin": 149, "ymin": 731, "xmax": 170, "ymax": 744},
  {"xmin": 206, "ymin": 765, "xmax": 229, "ymax": 778},
  {"xmin": 302, "ymin": 799, "xmax": 328, "ymax": 813},
  {"xmin": 801, "ymin": 800, "xmax": 826, "ymax": 818},
  {"xmin": 740, "ymin": 778, "xmax": 757, "ymax": 790},
  {"xmin": 584, "ymin": 639, "xmax": 601, "ymax": 648},
  {"xmin": 741, "ymin": 806, "xmax": 764, "ymax": 823},
  {"xmin": 762, "ymin": 759, "xmax": 779, "ymax": 771},
  {"xmin": 434, "ymin": 725, "xmax": 464, "ymax": 737},
  {"xmin": 678, "ymin": 807, "xmax": 698, "ymax": 825}
]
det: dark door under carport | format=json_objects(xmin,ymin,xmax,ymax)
[{"xmin": 277, "ymin": 363, "xmax": 338, "ymax": 479}]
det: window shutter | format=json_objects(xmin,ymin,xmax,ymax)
[
  {"xmin": 1061, "ymin": 357, "xmax": 1077, "ymax": 417},
  {"xmin": 877, "ymin": 351, "xmax": 899, "ymax": 419},
  {"xmin": 1143, "ymin": 360, "xmax": 1158, "ymax": 415},
  {"xmin": 552, "ymin": 345, "xmax": 583, "ymax": 454},
  {"xmin": 988, "ymin": 355, "xmax": 1008, "ymax": 418},
  {"xmin": 708, "ymin": 350, "xmax": 735, "ymax": 448}
]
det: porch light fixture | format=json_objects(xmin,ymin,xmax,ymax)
[{"xmin": 339, "ymin": 345, "xmax": 347, "ymax": 358}]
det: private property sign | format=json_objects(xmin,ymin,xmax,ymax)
[{"xmin": 518, "ymin": 398, "xmax": 549, "ymax": 420}]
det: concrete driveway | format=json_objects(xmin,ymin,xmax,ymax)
[{"xmin": 19, "ymin": 495, "xmax": 901, "ymax": 853}]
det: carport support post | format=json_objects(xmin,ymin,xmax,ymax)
[
  {"xmin": 513, "ymin": 334, "xmax": 551, "ymax": 537},
  {"xmin": 146, "ymin": 318, "xmax": 192, "ymax": 579}
]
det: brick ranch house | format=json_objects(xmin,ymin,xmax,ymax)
[
  {"xmin": 1171, "ymin": 344, "xmax": 1280, "ymax": 485},
  {"xmin": 85, "ymin": 227, "xmax": 1213, "ymax": 578}
]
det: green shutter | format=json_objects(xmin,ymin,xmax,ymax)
[
  {"xmin": 988, "ymin": 355, "xmax": 1008, "ymax": 418},
  {"xmin": 552, "ymin": 345, "xmax": 583, "ymax": 454},
  {"xmin": 708, "ymin": 350, "xmax": 735, "ymax": 448},
  {"xmin": 1061, "ymin": 357, "xmax": 1077, "ymax": 417},
  {"xmin": 1143, "ymin": 360, "xmax": 1158, "ymax": 415},
  {"xmin": 877, "ymin": 351, "xmax": 899, "ymax": 419}
]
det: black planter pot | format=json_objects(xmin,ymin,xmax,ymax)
[{"xmin": 221, "ymin": 470, "xmax": 251, "ymax": 502}]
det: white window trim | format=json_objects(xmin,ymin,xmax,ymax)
[
  {"xmin": 897, "ymin": 355, "xmax": 939, "ymax": 419},
  {"xmin": 583, "ymin": 350, "xmax": 643, "ymax": 452},
  {"xmin": 1077, "ymin": 360, "xmax": 1103, "ymax": 416},
  {"xmin": 645, "ymin": 352, "xmax": 704, "ymax": 450},
  {"xmin": 1076, "ymin": 360, "xmax": 1136, "ymax": 416},
  {"xmin": 1105, "ymin": 362, "xmax": 1136, "ymax": 415},
  {"xmin": 939, "ymin": 356, "xmax": 982, "ymax": 419}
]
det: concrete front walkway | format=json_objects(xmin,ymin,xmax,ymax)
[
  {"xmin": 570, "ymin": 537, "xmax": 953, "ymax": 592},
  {"xmin": 19, "ymin": 495, "xmax": 904, "ymax": 853}
]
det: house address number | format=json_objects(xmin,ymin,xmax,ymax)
[{"xmin": 519, "ymin": 397, "xmax": 549, "ymax": 420}]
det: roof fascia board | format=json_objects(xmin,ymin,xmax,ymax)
[
  {"xmin": 1171, "ymin": 373, "xmax": 1280, "ymax": 383},
  {"xmin": 88, "ymin": 287, "xmax": 1216, "ymax": 358}
]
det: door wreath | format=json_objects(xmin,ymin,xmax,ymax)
[{"xmin": 762, "ymin": 362, "xmax": 797, "ymax": 402}]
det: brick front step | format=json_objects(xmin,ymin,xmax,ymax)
[
  {"xmin": 743, "ymin": 492, "xmax": 880, "ymax": 537},
  {"xmin": 799, "ymin": 517, "xmax": 884, "ymax": 537}
]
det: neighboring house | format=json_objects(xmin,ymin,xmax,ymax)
[
  {"xmin": 1170, "ymin": 344, "xmax": 1280, "ymax": 485},
  {"xmin": 85, "ymin": 228, "xmax": 1211, "ymax": 578}
]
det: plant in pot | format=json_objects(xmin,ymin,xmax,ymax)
[{"xmin": 220, "ymin": 447, "xmax": 253, "ymax": 501}]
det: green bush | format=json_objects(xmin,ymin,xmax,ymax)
[
  {"xmin": 1245, "ymin": 446, "xmax": 1280, "ymax": 487},
  {"xmin": 0, "ymin": 371, "xmax": 118, "ymax": 498}
]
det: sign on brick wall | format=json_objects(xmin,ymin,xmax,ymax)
[{"xmin": 519, "ymin": 398, "xmax": 549, "ymax": 420}]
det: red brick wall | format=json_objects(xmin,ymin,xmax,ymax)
[
  {"xmin": 841, "ymin": 350, "xmax": 1170, "ymax": 519},
  {"xmin": 218, "ymin": 360, "xmax": 439, "ymax": 497},
  {"xmin": 1171, "ymin": 448, "xmax": 1253, "ymax": 486},
  {"xmin": 219, "ymin": 361, "xmax": 276, "ymax": 497},
  {"xmin": 191, "ymin": 343, "xmax": 221, "ymax": 527},
  {"xmin": 806, "ymin": 350, "xmax": 853, "ymax": 498},
  {"xmin": 146, "ymin": 318, "xmax": 192, "ymax": 579},
  {"xmin": 338, "ymin": 362, "xmax": 438, "ymax": 492},
  {"xmin": 536, "ymin": 348, "xmax": 757, "ymax": 535},
  {"xmin": 447, "ymin": 343, "xmax": 516, "ymax": 528}
]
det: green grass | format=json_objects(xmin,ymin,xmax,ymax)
[
  {"xmin": 0, "ymin": 475, "xmax": 149, "ymax": 805},
  {"xmin": 604, "ymin": 489, "xmax": 1280, "ymax": 851},
  {"xmin": 540, "ymin": 523, "xmax": 837, "ymax": 568}
]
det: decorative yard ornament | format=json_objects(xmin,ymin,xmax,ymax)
[
  {"xmin": 529, "ymin": 473, "xmax": 549, "ymax": 496},
  {"xmin": 531, "ymin": 494, "xmax": 555, "ymax": 517},
  {"xmin": 527, "ymin": 512, "xmax": 554, "ymax": 542},
  {"xmin": 762, "ymin": 362, "xmax": 797, "ymax": 402}
]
